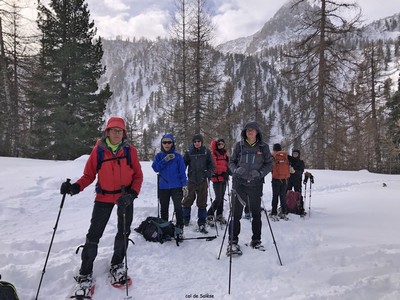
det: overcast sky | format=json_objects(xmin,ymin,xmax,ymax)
[{"xmin": 29, "ymin": 0, "xmax": 400, "ymax": 45}]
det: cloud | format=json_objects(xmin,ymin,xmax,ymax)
[
  {"xmin": 95, "ymin": 9, "xmax": 169, "ymax": 40},
  {"xmin": 212, "ymin": 0, "xmax": 284, "ymax": 44},
  {"xmin": 104, "ymin": 0, "xmax": 130, "ymax": 11}
]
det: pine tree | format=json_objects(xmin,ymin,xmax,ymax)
[{"xmin": 31, "ymin": 0, "xmax": 111, "ymax": 159}]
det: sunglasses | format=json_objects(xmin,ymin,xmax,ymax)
[
  {"xmin": 162, "ymin": 141, "xmax": 173, "ymax": 145},
  {"xmin": 109, "ymin": 128, "xmax": 123, "ymax": 134},
  {"xmin": 217, "ymin": 142, "xmax": 225, "ymax": 146},
  {"xmin": 194, "ymin": 140, "xmax": 202, "ymax": 143}
]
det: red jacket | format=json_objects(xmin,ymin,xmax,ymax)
[
  {"xmin": 210, "ymin": 139, "xmax": 229, "ymax": 183},
  {"xmin": 76, "ymin": 139, "xmax": 143, "ymax": 204}
]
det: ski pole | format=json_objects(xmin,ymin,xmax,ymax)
[
  {"xmin": 177, "ymin": 235, "xmax": 217, "ymax": 241},
  {"xmin": 35, "ymin": 179, "xmax": 70, "ymax": 300},
  {"xmin": 217, "ymin": 204, "xmax": 232, "ymax": 260},
  {"xmin": 309, "ymin": 180, "xmax": 312, "ymax": 217},
  {"xmin": 207, "ymin": 179, "xmax": 219, "ymax": 236},
  {"xmin": 261, "ymin": 199, "xmax": 283, "ymax": 266},
  {"xmin": 228, "ymin": 185, "xmax": 237, "ymax": 295},
  {"xmin": 119, "ymin": 186, "xmax": 132, "ymax": 300}
]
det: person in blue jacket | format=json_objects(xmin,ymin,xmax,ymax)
[{"xmin": 152, "ymin": 134, "xmax": 187, "ymax": 239}]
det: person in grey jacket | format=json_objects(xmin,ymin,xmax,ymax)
[
  {"xmin": 227, "ymin": 122, "xmax": 273, "ymax": 254},
  {"xmin": 182, "ymin": 134, "xmax": 215, "ymax": 233}
]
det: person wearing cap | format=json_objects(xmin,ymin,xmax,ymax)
[
  {"xmin": 228, "ymin": 122, "xmax": 273, "ymax": 254},
  {"xmin": 206, "ymin": 138, "xmax": 230, "ymax": 226},
  {"xmin": 152, "ymin": 133, "xmax": 187, "ymax": 239},
  {"xmin": 182, "ymin": 133, "xmax": 215, "ymax": 233},
  {"xmin": 287, "ymin": 149, "xmax": 305, "ymax": 193},
  {"xmin": 60, "ymin": 116, "xmax": 143, "ymax": 291}
]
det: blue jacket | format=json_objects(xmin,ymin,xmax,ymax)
[{"xmin": 152, "ymin": 134, "xmax": 187, "ymax": 189}]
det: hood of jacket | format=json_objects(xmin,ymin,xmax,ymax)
[{"xmin": 241, "ymin": 121, "xmax": 263, "ymax": 142}]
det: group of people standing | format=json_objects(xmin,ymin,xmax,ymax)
[{"xmin": 60, "ymin": 117, "xmax": 305, "ymax": 294}]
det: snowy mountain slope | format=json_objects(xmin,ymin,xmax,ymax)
[{"xmin": 1, "ymin": 157, "xmax": 400, "ymax": 299}]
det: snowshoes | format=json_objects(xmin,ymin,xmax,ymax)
[
  {"xmin": 226, "ymin": 242, "xmax": 243, "ymax": 256},
  {"xmin": 69, "ymin": 274, "xmax": 94, "ymax": 299},
  {"xmin": 109, "ymin": 263, "xmax": 132, "ymax": 288}
]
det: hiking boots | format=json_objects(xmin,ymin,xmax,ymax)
[
  {"xmin": 216, "ymin": 214, "xmax": 227, "ymax": 225},
  {"xmin": 249, "ymin": 240, "xmax": 265, "ymax": 251},
  {"xmin": 73, "ymin": 273, "xmax": 93, "ymax": 297},
  {"xmin": 174, "ymin": 227, "xmax": 184, "ymax": 239},
  {"xmin": 198, "ymin": 224, "xmax": 208, "ymax": 234},
  {"xmin": 243, "ymin": 212, "xmax": 251, "ymax": 220},
  {"xmin": 226, "ymin": 241, "xmax": 242, "ymax": 256},
  {"xmin": 206, "ymin": 215, "xmax": 214, "ymax": 227},
  {"xmin": 278, "ymin": 212, "xmax": 289, "ymax": 221},
  {"xmin": 110, "ymin": 263, "xmax": 127, "ymax": 285},
  {"xmin": 269, "ymin": 212, "xmax": 279, "ymax": 222}
]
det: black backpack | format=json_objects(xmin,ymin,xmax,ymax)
[
  {"xmin": 0, "ymin": 275, "xmax": 19, "ymax": 300},
  {"xmin": 134, "ymin": 217, "xmax": 175, "ymax": 243}
]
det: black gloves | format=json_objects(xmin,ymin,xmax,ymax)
[
  {"xmin": 118, "ymin": 187, "xmax": 138, "ymax": 209},
  {"xmin": 222, "ymin": 172, "xmax": 229, "ymax": 181},
  {"xmin": 250, "ymin": 170, "xmax": 261, "ymax": 180},
  {"xmin": 204, "ymin": 170, "xmax": 212, "ymax": 180},
  {"xmin": 60, "ymin": 181, "xmax": 80, "ymax": 195},
  {"xmin": 234, "ymin": 167, "xmax": 246, "ymax": 177},
  {"xmin": 117, "ymin": 192, "xmax": 137, "ymax": 209}
]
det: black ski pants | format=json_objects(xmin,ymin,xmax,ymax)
[
  {"xmin": 271, "ymin": 179, "xmax": 288, "ymax": 215},
  {"xmin": 80, "ymin": 201, "xmax": 133, "ymax": 275},
  {"xmin": 159, "ymin": 187, "xmax": 184, "ymax": 227},
  {"xmin": 207, "ymin": 181, "xmax": 227, "ymax": 217},
  {"xmin": 229, "ymin": 181, "xmax": 263, "ymax": 243}
]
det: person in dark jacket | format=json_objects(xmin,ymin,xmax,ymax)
[
  {"xmin": 206, "ymin": 138, "xmax": 230, "ymax": 226},
  {"xmin": 182, "ymin": 134, "xmax": 215, "ymax": 233},
  {"xmin": 60, "ymin": 117, "xmax": 143, "ymax": 294},
  {"xmin": 228, "ymin": 122, "xmax": 273, "ymax": 254},
  {"xmin": 152, "ymin": 134, "xmax": 187, "ymax": 239},
  {"xmin": 287, "ymin": 149, "xmax": 305, "ymax": 193}
]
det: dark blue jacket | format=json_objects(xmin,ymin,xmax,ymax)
[{"xmin": 152, "ymin": 134, "xmax": 187, "ymax": 189}]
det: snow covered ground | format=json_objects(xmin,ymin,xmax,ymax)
[{"xmin": 1, "ymin": 156, "xmax": 400, "ymax": 300}]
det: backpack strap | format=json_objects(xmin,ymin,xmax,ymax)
[
  {"xmin": 97, "ymin": 144, "xmax": 132, "ymax": 172},
  {"xmin": 95, "ymin": 144, "xmax": 133, "ymax": 194}
]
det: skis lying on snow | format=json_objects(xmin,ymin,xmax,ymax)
[{"xmin": 67, "ymin": 275, "xmax": 132, "ymax": 300}]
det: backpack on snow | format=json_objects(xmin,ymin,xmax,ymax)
[
  {"xmin": 0, "ymin": 275, "xmax": 19, "ymax": 300},
  {"xmin": 134, "ymin": 217, "xmax": 175, "ymax": 243},
  {"xmin": 272, "ymin": 151, "xmax": 290, "ymax": 179},
  {"xmin": 286, "ymin": 190, "xmax": 305, "ymax": 215}
]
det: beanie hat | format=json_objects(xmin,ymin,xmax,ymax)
[
  {"xmin": 217, "ymin": 138, "xmax": 225, "ymax": 144},
  {"xmin": 273, "ymin": 143, "xmax": 282, "ymax": 152},
  {"xmin": 292, "ymin": 149, "xmax": 301, "ymax": 155},
  {"xmin": 192, "ymin": 133, "xmax": 204, "ymax": 143}
]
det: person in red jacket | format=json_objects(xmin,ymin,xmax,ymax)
[
  {"xmin": 60, "ymin": 117, "xmax": 143, "ymax": 294},
  {"xmin": 206, "ymin": 138, "xmax": 230, "ymax": 226}
]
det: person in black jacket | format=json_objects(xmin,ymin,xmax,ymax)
[
  {"xmin": 228, "ymin": 122, "xmax": 273, "ymax": 253},
  {"xmin": 287, "ymin": 149, "xmax": 305, "ymax": 193},
  {"xmin": 182, "ymin": 134, "xmax": 215, "ymax": 233}
]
